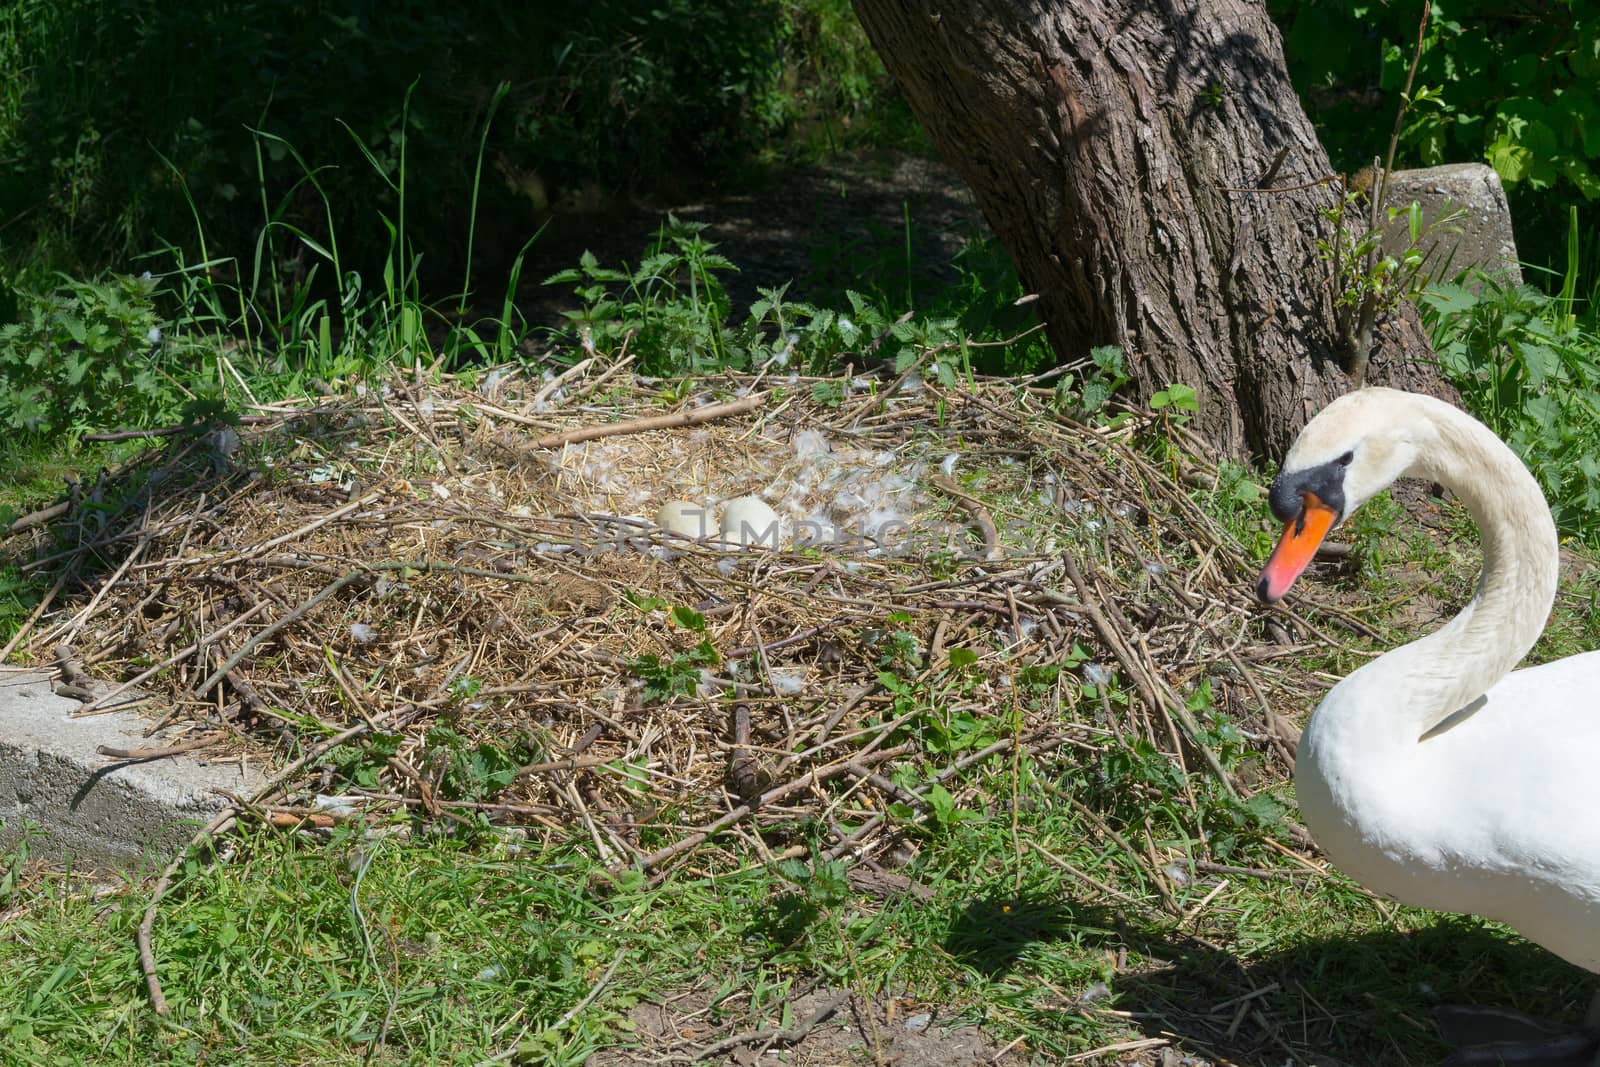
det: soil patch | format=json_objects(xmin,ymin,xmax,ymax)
[
  {"xmin": 590, "ymin": 987, "xmax": 1022, "ymax": 1066},
  {"xmin": 518, "ymin": 154, "xmax": 984, "ymax": 334}
]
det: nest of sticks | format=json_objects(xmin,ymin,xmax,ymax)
[{"xmin": 1, "ymin": 362, "xmax": 1357, "ymax": 880}]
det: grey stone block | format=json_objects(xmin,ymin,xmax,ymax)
[
  {"xmin": 0, "ymin": 670, "xmax": 264, "ymax": 867},
  {"xmin": 1382, "ymin": 162, "xmax": 1523, "ymax": 288}
]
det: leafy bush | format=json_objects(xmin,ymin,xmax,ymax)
[
  {"xmin": 0, "ymin": 273, "xmax": 183, "ymax": 435},
  {"xmin": 1272, "ymin": 0, "xmax": 1599, "ymax": 277},
  {"xmin": 0, "ymin": 0, "xmax": 906, "ymax": 290},
  {"xmin": 1421, "ymin": 273, "xmax": 1600, "ymax": 536},
  {"xmin": 545, "ymin": 216, "xmax": 861, "ymax": 376},
  {"xmin": 546, "ymin": 212, "xmax": 1057, "ymax": 380}
]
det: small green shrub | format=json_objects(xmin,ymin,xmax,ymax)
[
  {"xmin": 545, "ymin": 216, "xmax": 867, "ymax": 376},
  {"xmin": 0, "ymin": 273, "xmax": 181, "ymax": 436},
  {"xmin": 1421, "ymin": 273, "xmax": 1600, "ymax": 537},
  {"xmin": 1052, "ymin": 345, "xmax": 1131, "ymax": 421},
  {"xmin": 1271, "ymin": 0, "xmax": 1599, "ymax": 278},
  {"xmin": 628, "ymin": 639, "xmax": 719, "ymax": 705}
]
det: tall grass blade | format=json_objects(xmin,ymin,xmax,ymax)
[{"xmin": 461, "ymin": 81, "xmax": 512, "ymax": 320}]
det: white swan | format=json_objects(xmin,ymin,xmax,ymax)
[{"xmin": 1256, "ymin": 387, "xmax": 1600, "ymax": 1064}]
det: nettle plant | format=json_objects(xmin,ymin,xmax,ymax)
[
  {"xmin": 1420, "ymin": 268, "xmax": 1600, "ymax": 536},
  {"xmin": 545, "ymin": 215, "xmax": 868, "ymax": 376},
  {"xmin": 0, "ymin": 273, "xmax": 182, "ymax": 436}
]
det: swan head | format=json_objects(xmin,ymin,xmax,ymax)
[{"xmin": 1256, "ymin": 388, "xmax": 1425, "ymax": 603}]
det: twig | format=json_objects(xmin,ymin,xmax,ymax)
[
  {"xmin": 528, "ymin": 394, "xmax": 766, "ymax": 450},
  {"xmin": 565, "ymin": 348, "xmax": 637, "ymax": 404},
  {"xmin": 1060, "ymin": 555, "xmax": 1167, "ymax": 724},
  {"xmin": 79, "ymin": 424, "xmax": 194, "ymax": 442},
  {"xmin": 676, "ymin": 992, "xmax": 848, "ymax": 1062},
  {"xmin": 0, "ymin": 566, "xmax": 73, "ymax": 661},
  {"xmin": 1225, "ymin": 648, "xmax": 1298, "ymax": 767},
  {"xmin": 75, "ymin": 601, "xmax": 272, "ymax": 716},
  {"xmin": 533, "ymin": 357, "xmax": 595, "ymax": 404},
  {"xmin": 4, "ymin": 500, "xmax": 70, "ymax": 535},
  {"xmin": 97, "ymin": 736, "xmax": 220, "ymax": 761},
  {"xmin": 512, "ymin": 753, "xmax": 630, "ymax": 781},
  {"xmin": 1350, "ymin": 0, "xmax": 1432, "ymax": 384},
  {"xmin": 724, "ymin": 616, "xmax": 852, "ymax": 660},
  {"xmin": 137, "ymin": 807, "xmax": 237, "ymax": 1014},
  {"xmin": 930, "ymin": 475, "xmax": 1002, "ymax": 560},
  {"xmin": 726, "ymin": 700, "xmax": 769, "ymax": 801},
  {"xmin": 80, "ymin": 412, "xmax": 293, "ymax": 442},
  {"xmin": 1196, "ymin": 860, "xmax": 1318, "ymax": 882},
  {"xmin": 556, "ymin": 948, "xmax": 627, "ymax": 1030},
  {"xmin": 1061, "ymin": 553, "xmax": 1237, "ymax": 799},
  {"xmin": 633, "ymin": 744, "xmax": 914, "ymax": 876},
  {"xmin": 838, "ymin": 345, "xmax": 932, "ymax": 425},
  {"xmin": 192, "ymin": 571, "xmax": 368, "ymax": 698},
  {"xmin": 197, "ymin": 490, "xmax": 383, "ymax": 568}
]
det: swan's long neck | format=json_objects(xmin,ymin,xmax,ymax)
[{"xmin": 1356, "ymin": 404, "xmax": 1558, "ymax": 738}]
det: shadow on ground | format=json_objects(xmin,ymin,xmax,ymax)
[
  {"xmin": 516, "ymin": 154, "xmax": 985, "ymax": 334},
  {"xmin": 946, "ymin": 894, "xmax": 1594, "ymax": 1066}
]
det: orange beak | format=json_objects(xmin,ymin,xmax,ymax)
[{"xmin": 1256, "ymin": 493, "xmax": 1339, "ymax": 603}]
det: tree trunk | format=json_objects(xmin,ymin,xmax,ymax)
[{"xmin": 851, "ymin": 0, "xmax": 1447, "ymax": 460}]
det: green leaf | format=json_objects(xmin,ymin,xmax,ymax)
[
  {"xmin": 946, "ymin": 647, "xmax": 978, "ymax": 669},
  {"xmin": 1241, "ymin": 793, "xmax": 1286, "ymax": 826},
  {"xmin": 774, "ymin": 858, "xmax": 811, "ymax": 885},
  {"xmin": 1519, "ymin": 343, "xmax": 1560, "ymax": 389},
  {"xmin": 670, "ymin": 605, "xmax": 706, "ymax": 632},
  {"xmin": 1489, "ymin": 138, "xmax": 1534, "ymax": 185},
  {"xmin": 1164, "ymin": 382, "xmax": 1199, "ymax": 411},
  {"xmin": 1422, "ymin": 283, "xmax": 1479, "ymax": 317},
  {"xmin": 1563, "ymin": 158, "xmax": 1600, "ymax": 201}
]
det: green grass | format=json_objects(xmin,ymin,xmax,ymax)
[
  {"xmin": 1, "ymin": 732, "xmax": 1592, "ymax": 1066},
  {"xmin": 1420, "ymin": 209, "xmax": 1600, "ymax": 546}
]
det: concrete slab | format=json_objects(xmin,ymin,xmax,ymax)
[{"xmin": 0, "ymin": 669, "xmax": 265, "ymax": 867}]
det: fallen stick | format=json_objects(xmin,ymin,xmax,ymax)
[
  {"xmin": 511, "ymin": 752, "xmax": 628, "ymax": 781},
  {"xmin": 930, "ymin": 474, "xmax": 1002, "ymax": 560},
  {"xmin": 1061, "ymin": 553, "xmax": 1237, "ymax": 799},
  {"xmin": 80, "ymin": 412, "xmax": 314, "ymax": 442},
  {"xmin": 634, "ymin": 743, "xmax": 914, "ymax": 875},
  {"xmin": 823, "ymin": 728, "xmax": 1068, "ymax": 861},
  {"xmin": 4, "ymin": 500, "xmax": 70, "ymax": 535},
  {"xmin": 191, "ymin": 571, "xmax": 367, "ymax": 699},
  {"xmin": 532, "ymin": 357, "xmax": 594, "ymax": 404},
  {"xmin": 837, "ymin": 341, "xmax": 930, "ymax": 426},
  {"xmin": 678, "ymin": 992, "xmax": 849, "ymax": 1063},
  {"xmin": 528, "ymin": 393, "xmax": 766, "ymax": 450},
  {"xmin": 97, "ymin": 736, "xmax": 219, "ymax": 761},
  {"xmin": 137, "ymin": 808, "xmax": 237, "ymax": 1014},
  {"xmin": 78, "ymin": 600, "xmax": 272, "ymax": 716},
  {"xmin": 0, "ymin": 567, "xmax": 72, "ymax": 661}
]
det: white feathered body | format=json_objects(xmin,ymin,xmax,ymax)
[
  {"xmin": 1277, "ymin": 388, "xmax": 1600, "ymax": 975},
  {"xmin": 1298, "ymin": 650, "xmax": 1600, "ymax": 971}
]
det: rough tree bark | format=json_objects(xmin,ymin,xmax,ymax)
[{"xmin": 851, "ymin": 0, "xmax": 1448, "ymax": 459}]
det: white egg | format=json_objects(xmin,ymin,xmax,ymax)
[
  {"xmin": 656, "ymin": 500, "xmax": 714, "ymax": 540},
  {"xmin": 719, "ymin": 496, "xmax": 782, "ymax": 549}
]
